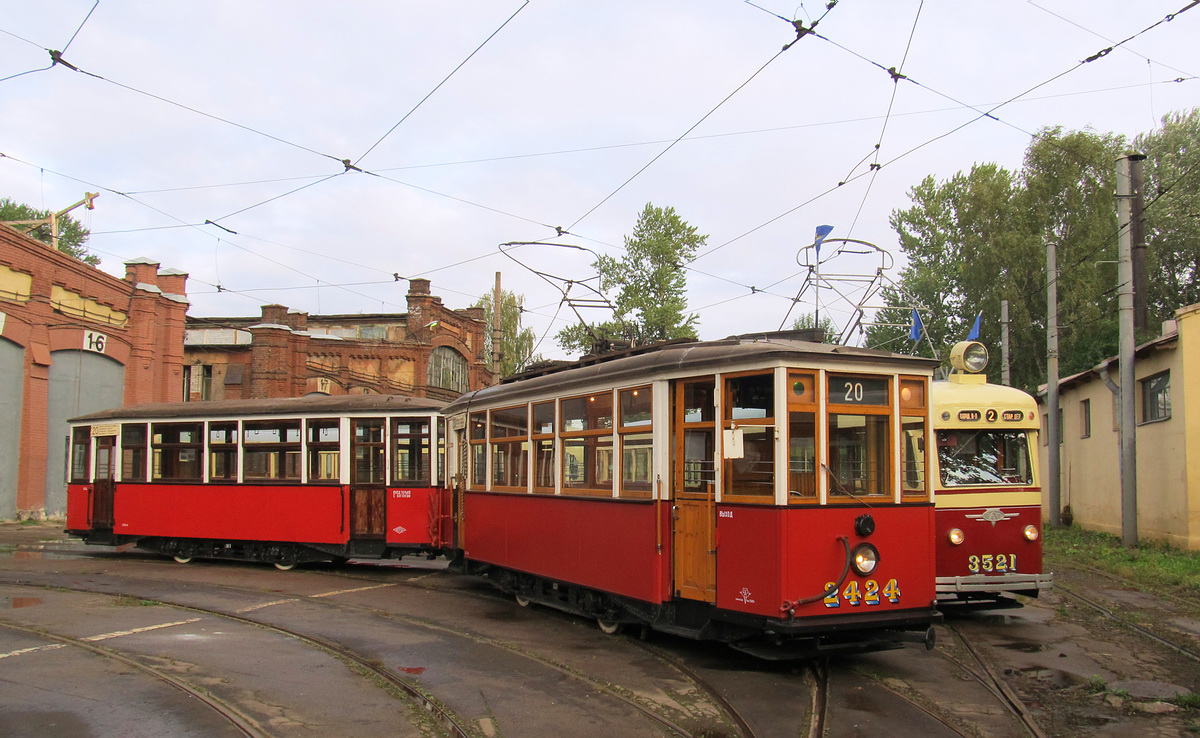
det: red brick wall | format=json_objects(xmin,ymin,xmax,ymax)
[{"xmin": 0, "ymin": 226, "xmax": 187, "ymax": 517}]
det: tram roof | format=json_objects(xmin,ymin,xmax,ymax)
[
  {"xmin": 446, "ymin": 331, "xmax": 939, "ymax": 412},
  {"xmin": 69, "ymin": 393, "xmax": 445, "ymax": 424}
]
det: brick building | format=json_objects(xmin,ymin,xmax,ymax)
[
  {"xmin": 183, "ymin": 278, "xmax": 493, "ymax": 402},
  {"xmin": 0, "ymin": 225, "xmax": 188, "ymax": 519}
]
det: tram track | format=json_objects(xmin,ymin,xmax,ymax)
[
  {"xmin": 942, "ymin": 621, "xmax": 1049, "ymax": 738},
  {"xmin": 1, "ymin": 563, "xmax": 743, "ymax": 738},
  {"xmin": 0, "ymin": 619, "xmax": 269, "ymax": 738},
  {"xmin": 1055, "ymin": 582, "xmax": 1200, "ymax": 664}
]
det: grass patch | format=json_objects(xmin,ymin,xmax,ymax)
[
  {"xmin": 1045, "ymin": 525, "xmax": 1200, "ymax": 598},
  {"xmin": 1170, "ymin": 692, "xmax": 1200, "ymax": 711}
]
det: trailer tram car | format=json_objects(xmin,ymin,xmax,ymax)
[
  {"xmin": 931, "ymin": 342, "xmax": 1053, "ymax": 607},
  {"xmin": 443, "ymin": 331, "xmax": 942, "ymax": 658},
  {"xmin": 65, "ymin": 395, "xmax": 452, "ymax": 569}
]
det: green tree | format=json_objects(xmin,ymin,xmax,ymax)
[
  {"xmin": 557, "ymin": 203, "xmax": 706, "ymax": 355},
  {"xmin": 472, "ymin": 287, "xmax": 541, "ymax": 378},
  {"xmin": 869, "ymin": 127, "xmax": 1126, "ymax": 392},
  {"xmin": 790, "ymin": 312, "xmax": 837, "ymax": 340},
  {"xmin": 0, "ymin": 197, "xmax": 100, "ymax": 266},
  {"xmin": 1136, "ymin": 108, "xmax": 1200, "ymax": 323}
]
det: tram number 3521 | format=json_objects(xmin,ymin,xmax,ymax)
[
  {"xmin": 823, "ymin": 579, "xmax": 902, "ymax": 608},
  {"xmin": 968, "ymin": 554, "xmax": 1018, "ymax": 573}
]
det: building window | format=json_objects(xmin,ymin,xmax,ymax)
[
  {"xmin": 1142, "ymin": 371, "xmax": 1171, "ymax": 423},
  {"xmin": 429, "ymin": 346, "xmax": 468, "ymax": 393},
  {"xmin": 185, "ymin": 364, "xmax": 213, "ymax": 400},
  {"xmin": 1080, "ymin": 399, "xmax": 1091, "ymax": 438}
]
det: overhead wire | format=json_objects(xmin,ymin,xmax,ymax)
[{"xmin": 354, "ymin": 0, "xmax": 530, "ymax": 166}]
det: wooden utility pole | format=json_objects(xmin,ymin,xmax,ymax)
[{"xmin": 492, "ymin": 272, "xmax": 502, "ymax": 384}]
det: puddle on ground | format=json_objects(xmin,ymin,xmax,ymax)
[
  {"xmin": 1014, "ymin": 666, "xmax": 1080, "ymax": 689},
  {"xmin": 996, "ymin": 640, "xmax": 1045, "ymax": 653}
]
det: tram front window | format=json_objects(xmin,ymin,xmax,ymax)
[
  {"xmin": 827, "ymin": 414, "xmax": 890, "ymax": 497},
  {"xmin": 937, "ymin": 430, "xmax": 1032, "ymax": 486}
]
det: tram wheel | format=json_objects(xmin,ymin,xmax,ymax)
[
  {"xmin": 274, "ymin": 561, "xmax": 296, "ymax": 571},
  {"xmin": 172, "ymin": 553, "xmax": 193, "ymax": 564},
  {"xmin": 596, "ymin": 617, "xmax": 623, "ymax": 635},
  {"xmin": 515, "ymin": 594, "xmax": 531, "ymax": 608}
]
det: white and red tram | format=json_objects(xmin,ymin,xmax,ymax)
[
  {"xmin": 443, "ymin": 332, "xmax": 942, "ymax": 657},
  {"xmin": 66, "ymin": 394, "xmax": 451, "ymax": 569}
]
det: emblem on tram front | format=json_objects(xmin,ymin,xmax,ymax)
[{"xmin": 965, "ymin": 508, "xmax": 1018, "ymax": 526}]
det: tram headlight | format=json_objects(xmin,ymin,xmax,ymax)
[
  {"xmin": 948, "ymin": 528, "xmax": 965, "ymax": 546},
  {"xmin": 950, "ymin": 341, "xmax": 989, "ymax": 373},
  {"xmin": 1023, "ymin": 524, "xmax": 1040, "ymax": 541},
  {"xmin": 852, "ymin": 543, "xmax": 880, "ymax": 576}
]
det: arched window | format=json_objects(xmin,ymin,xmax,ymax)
[{"xmin": 428, "ymin": 346, "xmax": 468, "ymax": 393}]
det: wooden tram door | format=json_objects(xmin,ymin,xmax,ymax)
[
  {"xmin": 350, "ymin": 418, "xmax": 387, "ymax": 539},
  {"xmin": 672, "ymin": 378, "xmax": 718, "ymax": 603},
  {"xmin": 92, "ymin": 435, "xmax": 116, "ymax": 530}
]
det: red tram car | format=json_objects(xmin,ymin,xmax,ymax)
[
  {"xmin": 65, "ymin": 394, "xmax": 451, "ymax": 569},
  {"xmin": 929, "ymin": 342, "xmax": 1053, "ymax": 607},
  {"xmin": 443, "ymin": 331, "xmax": 942, "ymax": 657}
]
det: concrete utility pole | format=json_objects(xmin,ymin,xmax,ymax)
[
  {"xmin": 1116, "ymin": 154, "xmax": 1145, "ymax": 547},
  {"xmin": 1046, "ymin": 238, "xmax": 1061, "ymax": 527},
  {"xmin": 1001, "ymin": 300, "xmax": 1011, "ymax": 386}
]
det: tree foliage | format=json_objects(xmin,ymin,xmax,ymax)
[
  {"xmin": 870, "ymin": 126, "xmax": 1128, "ymax": 392},
  {"xmin": 1137, "ymin": 108, "xmax": 1200, "ymax": 320},
  {"xmin": 557, "ymin": 203, "xmax": 706, "ymax": 355},
  {"xmin": 472, "ymin": 287, "xmax": 541, "ymax": 379},
  {"xmin": 0, "ymin": 197, "xmax": 99, "ymax": 266}
]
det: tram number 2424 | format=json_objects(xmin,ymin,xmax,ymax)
[
  {"xmin": 968, "ymin": 554, "xmax": 1018, "ymax": 574},
  {"xmin": 824, "ymin": 579, "xmax": 902, "ymax": 608}
]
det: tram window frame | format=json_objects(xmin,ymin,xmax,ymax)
[
  {"xmin": 899, "ymin": 376, "xmax": 928, "ymax": 498},
  {"xmin": 70, "ymin": 427, "xmax": 91, "ymax": 483},
  {"xmin": 352, "ymin": 418, "xmax": 387, "ymax": 486},
  {"xmin": 243, "ymin": 419, "xmax": 301, "ymax": 482},
  {"xmin": 618, "ymin": 386, "xmax": 653, "ymax": 499},
  {"xmin": 151, "ymin": 422, "xmax": 204, "ymax": 482},
  {"xmin": 468, "ymin": 411, "xmax": 487, "ymax": 489},
  {"xmin": 560, "ymin": 391, "xmax": 615, "ymax": 496},
  {"xmin": 723, "ymin": 371, "xmax": 776, "ymax": 502},
  {"xmin": 208, "ymin": 421, "xmax": 239, "ymax": 482},
  {"xmin": 787, "ymin": 371, "xmax": 818, "ymax": 503},
  {"xmin": 490, "ymin": 405, "xmax": 529, "ymax": 491},
  {"xmin": 121, "ymin": 423, "xmax": 148, "ymax": 482},
  {"xmin": 393, "ymin": 417, "xmax": 432, "ymax": 485},
  {"xmin": 825, "ymin": 374, "xmax": 892, "ymax": 500},
  {"xmin": 531, "ymin": 401, "xmax": 556, "ymax": 494},
  {"xmin": 307, "ymin": 419, "xmax": 341, "ymax": 484}
]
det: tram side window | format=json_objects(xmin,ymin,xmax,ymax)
[
  {"xmin": 900, "ymin": 377, "xmax": 928, "ymax": 496},
  {"xmin": 352, "ymin": 419, "xmax": 386, "ymax": 485},
  {"xmin": 70, "ymin": 427, "xmax": 91, "ymax": 483},
  {"xmin": 561, "ymin": 392, "xmax": 614, "ymax": 495},
  {"xmin": 209, "ymin": 422, "xmax": 239, "ymax": 482},
  {"xmin": 394, "ymin": 417, "xmax": 432, "ymax": 485},
  {"xmin": 725, "ymin": 373, "xmax": 775, "ymax": 498},
  {"xmin": 532, "ymin": 401, "xmax": 555, "ymax": 494},
  {"xmin": 827, "ymin": 373, "xmax": 891, "ymax": 498},
  {"xmin": 490, "ymin": 405, "xmax": 528, "ymax": 490},
  {"xmin": 619, "ymin": 386, "xmax": 652, "ymax": 498},
  {"xmin": 121, "ymin": 424, "xmax": 148, "ymax": 481},
  {"xmin": 152, "ymin": 423, "xmax": 203, "ymax": 482},
  {"xmin": 307, "ymin": 420, "xmax": 340, "ymax": 483},
  {"xmin": 243, "ymin": 420, "xmax": 301, "ymax": 481},
  {"xmin": 469, "ymin": 411, "xmax": 487, "ymax": 488},
  {"xmin": 788, "ymin": 372, "xmax": 817, "ymax": 501}
]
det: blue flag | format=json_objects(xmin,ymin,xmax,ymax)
[
  {"xmin": 967, "ymin": 311, "xmax": 981, "ymax": 340},
  {"xmin": 910, "ymin": 308, "xmax": 922, "ymax": 341},
  {"xmin": 814, "ymin": 224, "xmax": 834, "ymax": 257}
]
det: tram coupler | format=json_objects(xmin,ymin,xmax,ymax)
[{"xmin": 891, "ymin": 626, "xmax": 937, "ymax": 650}]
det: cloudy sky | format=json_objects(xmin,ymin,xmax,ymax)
[{"xmin": 2, "ymin": 1, "xmax": 1196, "ymax": 360}]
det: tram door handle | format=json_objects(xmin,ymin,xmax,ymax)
[{"xmin": 672, "ymin": 505, "xmax": 679, "ymax": 520}]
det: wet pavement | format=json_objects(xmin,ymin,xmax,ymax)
[{"xmin": 3, "ymin": 521, "xmax": 1200, "ymax": 737}]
